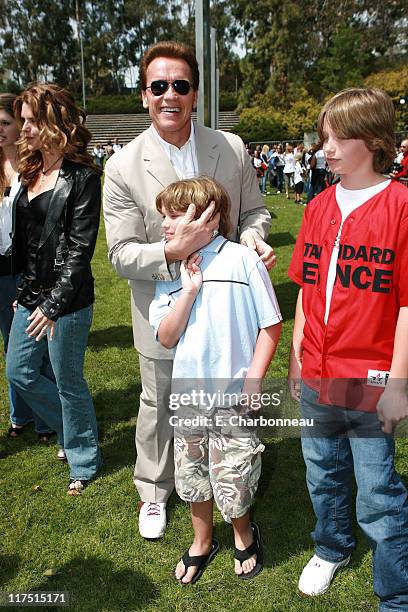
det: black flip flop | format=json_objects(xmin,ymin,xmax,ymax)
[
  {"xmin": 8, "ymin": 425, "xmax": 26, "ymax": 437},
  {"xmin": 178, "ymin": 538, "xmax": 219, "ymax": 585},
  {"xmin": 38, "ymin": 431, "xmax": 57, "ymax": 444},
  {"xmin": 234, "ymin": 522, "xmax": 263, "ymax": 580}
]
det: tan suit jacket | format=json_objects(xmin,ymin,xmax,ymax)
[{"xmin": 103, "ymin": 124, "xmax": 271, "ymax": 359}]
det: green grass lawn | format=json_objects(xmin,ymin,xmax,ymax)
[{"xmin": 1, "ymin": 189, "xmax": 407, "ymax": 611}]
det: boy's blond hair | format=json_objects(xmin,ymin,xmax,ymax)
[
  {"xmin": 317, "ymin": 87, "xmax": 395, "ymax": 173},
  {"xmin": 156, "ymin": 176, "xmax": 232, "ymax": 237}
]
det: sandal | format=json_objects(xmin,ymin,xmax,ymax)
[
  {"xmin": 178, "ymin": 538, "xmax": 219, "ymax": 585},
  {"xmin": 38, "ymin": 431, "xmax": 56, "ymax": 444},
  {"xmin": 8, "ymin": 425, "xmax": 26, "ymax": 438},
  {"xmin": 67, "ymin": 479, "xmax": 89, "ymax": 496},
  {"xmin": 234, "ymin": 522, "xmax": 263, "ymax": 580}
]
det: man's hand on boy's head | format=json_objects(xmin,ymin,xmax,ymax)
[
  {"xmin": 376, "ymin": 379, "xmax": 408, "ymax": 434},
  {"xmin": 164, "ymin": 202, "xmax": 220, "ymax": 264},
  {"xmin": 240, "ymin": 229, "xmax": 277, "ymax": 270}
]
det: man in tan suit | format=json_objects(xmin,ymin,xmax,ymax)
[{"xmin": 103, "ymin": 41, "xmax": 275, "ymax": 539}]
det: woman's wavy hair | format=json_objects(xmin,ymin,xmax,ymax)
[
  {"xmin": 0, "ymin": 93, "xmax": 18, "ymax": 199},
  {"xmin": 14, "ymin": 82, "xmax": 101, "ymax": 185},
  {"xmin": 156, "ymin": 176, "xmax": 232, "ymax": 237}
]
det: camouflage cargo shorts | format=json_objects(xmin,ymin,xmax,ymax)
[{"xmin": 174, "ymin": 407, "xmax": 265, "ymax": 522}]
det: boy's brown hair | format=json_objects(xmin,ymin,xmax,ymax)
[
  {"xmin": 156, "ymin": 176, "xmax": 231, "ymax": 237},
  {"xmin": 317, "ymin": 87, "xmax": 395, "ymax": 173}
]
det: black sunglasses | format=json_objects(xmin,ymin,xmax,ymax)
[{"xmin": 146, "ymin": 80, "xmax": 193, "ymax": 96}]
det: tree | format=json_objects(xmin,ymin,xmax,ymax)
[
  {"xmin": 314, "ymin": 27, "xmax": 371, "ymax": 94},
  {"xmin": 228, "ymin": 0, "xmax": 407, "ymax": 107},
  {"xmin": 364, "ymin": 66, "xmax": 408, "ymax": 99},
  {"xmin": 0, "ymin": 0, "xmax": 406, "ymax": 110},
  {"xmin": 365, "ymin": 66, "xmax": 408, "ymax": 132},
  {"xmin": 233, "ymin": 106, "xmax": 286, "ymax": 142},
  {"xmin": 0, "ymin": 0, "xmax": 77, "ymax": 89},
  {"xmin": 79, "ymin": 0, "xmax": 127, "ymax": 95}
]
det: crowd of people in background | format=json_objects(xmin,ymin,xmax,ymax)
[
  {"xmin": 93, "ymin": 137, "xmax": 123, "ymax": 169},
  {"xmin": 246, "ymin": 138, "xmax": 408, "ymax": 204},
  {"xmin": 246, "ymin": 141, "xmax": 331, "ymax": 205},
  {"xmin": 96, "ymin": 136, "xmax": 408, "ymax": 189},
  {"xmin": 94, "ymin": 133, "xmax": 408, "ymax": 190}
]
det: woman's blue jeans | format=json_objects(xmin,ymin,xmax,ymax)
[
  {"xmin": 300, "ymin": 382, "xmax": 408, "ymax": 610},
  {"xmin": 7, "ymin": 304, "xmax": 101, "ymax": 480},
  {"xmin": 276, "ymin": 167, "xmax": 284, "ymax": 192},
  {"xmin": 0, "ymin": 275, "xmax": 51, "ymax": 433},
  {"xmin": 261, "ymin": 172, "xmax": 268, "ymax": 194}
]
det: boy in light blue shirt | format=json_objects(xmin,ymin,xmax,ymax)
[{"xmin": 149, "ymin": 176, "xmax": 282, "ymax": 585}]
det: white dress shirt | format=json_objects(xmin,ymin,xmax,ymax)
[{"xmin": 153, "ymin": 121, "xmax": 198, "ymax": 179}]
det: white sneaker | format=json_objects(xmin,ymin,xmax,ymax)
[
  {"xmin": 57, "ymin": 449, "xmax": 67, "ymax": 461},
  {"xmin": 138, "ymin": 502, "xmax": 167, "ymax": 539},
  {"xmin": 298, "ymin": 554, "xmax": 350, "ymax": 596}
]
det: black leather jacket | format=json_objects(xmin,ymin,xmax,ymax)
[{"xmin": 12, "ymin": 159, "xmax": 101, "ymax": 320}]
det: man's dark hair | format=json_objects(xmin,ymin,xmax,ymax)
[{"xmin": 140, "ymin": 41, "xmax": 199, "ymax": 91}]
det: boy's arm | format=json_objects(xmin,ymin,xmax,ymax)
[
  {"xmin": 376, "ymin": 306, "xmax": 408, "ymax": 433},
  {"xmin": 242, "ymin": 323, "xmax": 282, "ymax": 400},
  {"xmin": 156, "ymin": 260, "xmax": 202, "ymax": 349},
  {"xmin": 157, "ymin": 292, "xmax": 197, "ymax": 349},
  {"xmin": 247, "ymin": 323, "xmax": 282, "ymax": 379},
  {"xmin": 288, "ymin": 288, "xmax": 305, "ymax": 401}
]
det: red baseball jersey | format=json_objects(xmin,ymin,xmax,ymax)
[{"xmin": 288, "ymin": 181, "xmax": 408, "ymax": 411}]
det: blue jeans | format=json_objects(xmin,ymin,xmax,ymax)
[
  {"xmin": 0, "ymin": 275, "xmax": 50, "ymax": 433},
  {"xmin": 300, "ymin": 383, "xmax": 408, "ymax": 610},
  {"xmin": 261, "ymin": 172, "xmax": 268, "ymax": 194},
  {"xmin": 310, "ymin": 169, "xmax": 326, "ymax": 199},
  {"xmin": 7, "ymin": 304, "xmax": 101, "ymax": 480},
  {"xmin": 276, "ymin": 166, "xmax": 284, "ymax": 191}
]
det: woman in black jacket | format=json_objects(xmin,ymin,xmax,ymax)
[
  {"xmin": 0, "ymin": 92, "xmax": 54, "ymax": 441},
  {"xmin": 7, "ymin": 83, "xmax": 102, "ymax": 495}
]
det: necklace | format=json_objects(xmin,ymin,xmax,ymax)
[{"xmin": 39, "ymin": 155, "xmax": 63, "ymax": 186}]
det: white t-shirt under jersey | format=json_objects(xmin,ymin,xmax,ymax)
[{"xmin": 324, "ymin": 179, "xmax": 391, "ymax": 324}]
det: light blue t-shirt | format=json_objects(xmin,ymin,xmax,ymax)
[{"xmin": 149, "ymin": 236, "xmax": 282, "ymax": 405}]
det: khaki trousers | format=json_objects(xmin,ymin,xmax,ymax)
[{"xmin": 133, "ymin": 354, "xmax": 174, "ymax": 502}]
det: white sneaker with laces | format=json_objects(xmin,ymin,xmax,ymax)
[
  {"xmin": 298, "ymin": 554, "xmax": 350, "ymax": 596},
  {"xmin": 139, "ymin": 502, "xmax": 167, "ymax": 539}
]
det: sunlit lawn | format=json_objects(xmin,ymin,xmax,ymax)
[{"xmin": 1, "ymin": 188, "xmax": 406, "ymax": 611}]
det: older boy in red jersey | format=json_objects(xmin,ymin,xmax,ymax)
[{"xmin": 288, "ymin": 88, "xmax": 408, "ymax": 610}]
